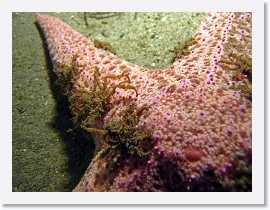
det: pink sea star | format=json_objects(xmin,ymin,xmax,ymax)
[{"xmin": 36, "ymin": 12, "xmax": 252, "ymax": 192}]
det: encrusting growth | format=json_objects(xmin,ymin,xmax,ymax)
[{"xmin": 36, "ymin": 12, "xmax": 252, "ymax": 191}]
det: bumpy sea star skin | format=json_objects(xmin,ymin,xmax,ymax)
[{"xmin": 36, "ymin": 12, "xmax": 252, "ymax": 192}]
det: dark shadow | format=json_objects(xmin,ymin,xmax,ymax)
[{"xmin": 35, "ymin": 21, "xmax": 95, "ymax": 192}]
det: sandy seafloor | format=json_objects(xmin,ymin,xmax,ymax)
[{"xmin": 12, "ymin": 12, "xmax": 206, "ymax": 192}]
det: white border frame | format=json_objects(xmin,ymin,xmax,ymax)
[{"xmin": 1, "ymin": 0, "xmax": 264, "ymax": 205}]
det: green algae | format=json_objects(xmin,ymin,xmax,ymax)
[
  {"xmin": 219, "ymin": 13, "xmax": 252, "ymax": 101},
  {"xmin": 105, "ymin": 102, "xmax": 152, "ymax": 159}
]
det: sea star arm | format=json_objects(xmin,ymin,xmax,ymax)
[{"xmin": 36, "ymin": 12, "xmax": 252, "ymax": 192}]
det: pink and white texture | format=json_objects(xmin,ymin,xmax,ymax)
[{"xmin": 36, "ymin": 12, "xmax": 252, "ymax": 191}]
